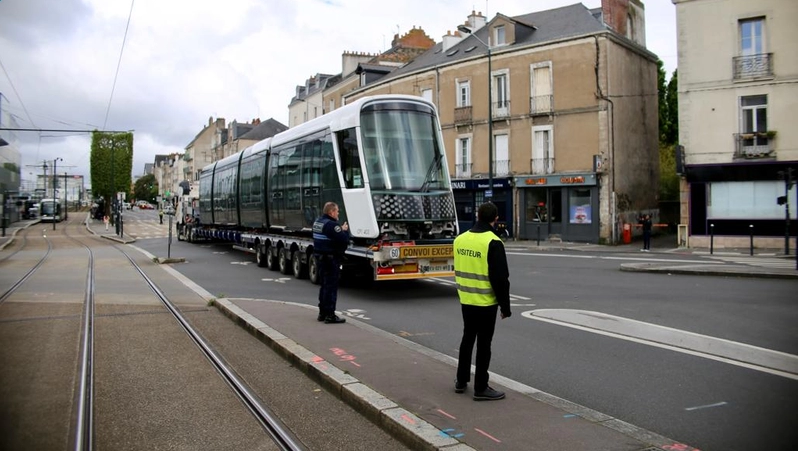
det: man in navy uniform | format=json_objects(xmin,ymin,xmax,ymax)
[{"xmin": 313, "ymin": 202, "xmax": 350, "ymax": 324}]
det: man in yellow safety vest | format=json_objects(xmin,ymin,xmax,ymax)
[{"xmin": 453, "ymin": 202, "xmax": 511, "ymax": 401}]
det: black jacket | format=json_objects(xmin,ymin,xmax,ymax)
[{"xmin": 468, "ymin": 221, "xmax": 512, "ymax": 317}]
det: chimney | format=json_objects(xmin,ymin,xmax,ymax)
[
  {"xmin": 467, "ymin": 10, "xmax": 486, "ymax": 31},
  {"xmin": 601, "ymin": 0, "xmax": 646, "ymax": 46},
  {"xmin": 441, "ymin": 30, "xmax": 463, "ymax": 51}
]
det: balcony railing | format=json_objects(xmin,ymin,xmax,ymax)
[
  {"xmin": 733, "ymin": 53, "xmax": 773, "ymax": 79},
  {"xmin": 454, "ymin": 162, "xmax": 472, "ymax": 178},
  {"xmin": 529, "ymin": 95, "xmax": 553, "ymax": 115},
  {"xmin": 493, "ymin": 159, "xmax": 510, "ymax": 176},
  {"xmin": 454, "ymin": 106, "xmax": 472, "ymax": 124},
  {"xmin": 492, "ymin": 100, "xmax": 511, "ymax": 119},
  {"xmin": 529, "ymin": 158, "xmax": 555, "ymax": 174},
  {"xmin": 734, "ymin": 132, "xmax": 775, "ymax": 159}
]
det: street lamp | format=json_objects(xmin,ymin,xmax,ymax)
[
  {"xmin": 53, "ymin": 158, "xmax": 63, "ymax": 230},
  {"xmin": 458, "ymin": 24, "xmax": 493, "ymax": 199}
]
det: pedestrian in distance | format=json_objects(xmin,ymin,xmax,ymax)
[
  {"xmin": 312, "ymin": 201, "xmax": 350, "ymax": 324},
  {"xmin": 159, "ymin": 209, "xmax": 164, "ymax": 224},
  {"xmin": 103, "ymin": 215, "xmax": 110, "ymax": 231},
  {"xmin": 453, "ymin": 202, "xmax": 511, "ymax": 401},
  {"xmin": 640, "ymin": 214, "xmax": 652, "ymax": 252}
]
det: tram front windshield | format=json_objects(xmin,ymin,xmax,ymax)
[
  {"xmin": 41, "ymin": 202, "xmax": 57, "ymax": 216},
  {"xmin": 360, "ymin": 109, "xmax": 449, "ymax": 192}
]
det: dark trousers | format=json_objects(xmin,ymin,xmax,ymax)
[
  {"xmin": 456, "ymin": 303, "xmax": 499, "ymax": 392},
  {"xmin": 643, "ymin": 230, "xmax": 651, "ymax": 250},
  {"xmin": 317, "ymin": 254, "xmax": 341, "ymax": 315}
]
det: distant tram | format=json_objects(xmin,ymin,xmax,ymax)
[{"xmin": 39, "ymin": 198, "xmax": 63, "ymax": 223}]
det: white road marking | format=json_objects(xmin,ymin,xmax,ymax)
[
  {"xmin": 521, "ymin": 309, "xmax": 798, "ymax": 380},
  {"xmin": 685, "ymin": 401, "xmax": 728, "ymax": 411}
]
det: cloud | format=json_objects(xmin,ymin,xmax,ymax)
[{"xmin": 0, "ymin": 0, "xmax": 675, "ymax": 186}]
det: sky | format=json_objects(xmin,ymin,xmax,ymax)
[{"xmin": 0, "ymin": 0, "xmax": 676, "ymax": 189}]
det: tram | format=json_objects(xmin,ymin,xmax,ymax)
[
  {"xmin": 39, "ymin": 198, "xmax": 63, "ymax": 223},
  {"xmin": 181, "ymin": 95, "xmax": 459, "ymax": 282}
]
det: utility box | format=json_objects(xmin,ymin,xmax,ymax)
[{"xmin": 622, "ymin": 223, "xmax": 632, "ymax": 244}]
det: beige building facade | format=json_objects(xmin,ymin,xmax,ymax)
[
  {"xmin": 673, "ymin": 0, "xmax": 798, "ymax": 249},
  {"xmin": 344, "ymin": 1, "xmax": 658, "ymax": 243}
]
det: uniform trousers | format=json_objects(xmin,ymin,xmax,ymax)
[
  {"xmin": 317, "ymin": 254, "xmax": 341, "ymax": 315},
  {"xmin": 456, "ymin": 303, "xmax": 499, "ymax": 392}
]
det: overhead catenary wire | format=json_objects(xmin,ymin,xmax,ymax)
[
  {"xmin": 0, "ymin": 57, "xmax": 36, "ymax": 128},
  {"xmin": 102, "ymin": 0, "xmax": 136, "ymax": 131}
]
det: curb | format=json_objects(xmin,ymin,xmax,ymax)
[
  {"xmin": 212, "ymin": 298, "xmax": 473, "ymax": 451},
  {"xmin": 620, "ymin": 262, "xmax": 798, "ymax": 279}
]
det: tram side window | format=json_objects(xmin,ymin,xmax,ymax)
[{"xmin": 336, "ymin": 128, "xmax": 363, "ymax": 189}]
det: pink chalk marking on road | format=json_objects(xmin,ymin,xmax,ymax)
[
  {"xmin": 436, "ymin": 409, "xmax": 457, "ymax": 420},
  {"xmin": 311, "ymin": 356, "xmax": 324, "ymax": 363},
  {"xmin": 400, "ymin": 414, "xmax": 416, "ymax": 425},
  {"xmin": 474, "ymin": 428, "xmax": 501, "ymax": 443}
]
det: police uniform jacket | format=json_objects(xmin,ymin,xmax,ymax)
[
  {"xmin": 453, "ymin": 221, "xmax": 511, "ymax": 316},
  {"xmin": 313, "ymin": 214, "xmax": 350, "ymax": 256}
]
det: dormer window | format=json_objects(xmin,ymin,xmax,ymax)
[{"xmin": 494, "ymin": 25, "xmax": 506, "ymax": 45}]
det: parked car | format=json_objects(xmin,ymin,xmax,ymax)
[
  {"xmin": 123, "ymin": 202, "xmax": 131, "ymax": 210},
  {"xmin": 138, "ymin": 202, "xmax": 154, "ymax": 210}
]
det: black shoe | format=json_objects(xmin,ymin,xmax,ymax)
[
  {"xmin": 317, "ymin": 313, "xmax": 326, "ymax": 322},
  {"xmin": 454, "ymin": 379, "xmax": 467, "ymax": 393},
  {"xmin": 473, "ymin": 386, "xmax": 505, "ymax": 401},
  {"xmin": 324, "ymin": 314, "xmax": 346, "ymax": 324}
]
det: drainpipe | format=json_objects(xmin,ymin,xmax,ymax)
[{"xmin": 595, "ymin": 36, "xmax": 616, "ymax": 243}]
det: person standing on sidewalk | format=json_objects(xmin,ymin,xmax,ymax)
[
  {"xmin": 312, "ymin": 202, "xmax": 349, "ymax": 324},
  {"xmin": 159, "ymin": 208, "xmax": 164, "ymax": 225},
  {"xmin": 640, "ymin": 214, "xmax": 652, "ymax": 252},
  {"xmin": 453, "ymin": 202, "xmax": 511, "ymax": 401}
]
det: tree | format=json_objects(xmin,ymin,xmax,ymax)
[
  {"xmin": 134, "ymin": 173, "xmax": 158, "ymax": 202},
  {"xmin": 657, "ymin": 62, "xmax": 680, "ymax": 202},
  {"xmin": 90, "ymin": 131, "xmax": 133, "ymax": 214}
]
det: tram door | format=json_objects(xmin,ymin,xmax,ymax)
[{"xmin": 301, "ymin": 137, "xmax": 323, "ymax": 228}]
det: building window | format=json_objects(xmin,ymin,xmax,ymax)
[
  {"xmin": 530, "ymin": 62, "xmax": 553, "ymax": 114},
  {"xmin": 494, "ymin": 134, "xmax": 509, "ymax": 176},
  {"xmin": 329, "ymin": 99, "xmax": 335, "ymax": 112},
  {"xmin": 456, "ymin": 80, "xmax": 470, "ymax": 107},
  {"xmin": 492, "ymin": 69, "xmax": 509, "ymax": 117},
  {"xmin": 740, "ymin": 18, "xmax": 765, "ymax": 56},
  {"xmin": 531, "ymin": 126, "xmax": 554, "ymax": 174},
  {"xmin": 494, "ymin": 25, "xmax": 506, "ymax": 45},
  {"xmin": 734, "ymin": 17, "xmax": 771, "ymax": 79},
  {"xmin": 456, "ymin": 136, "xmax": 471, "ymax": 178},
  {"xmin": 741, "ymin": 95, "xmax": 767, "ymax": 134}
]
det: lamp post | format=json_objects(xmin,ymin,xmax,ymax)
[
  {"xmin": 458, "ymin": 24, "xmax": 493, "ymax": 200},
  {"xmin": 53, "ymin": 158, "xmax": 62, "ymax": 230}
]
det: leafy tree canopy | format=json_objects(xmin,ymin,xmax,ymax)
[
  {"xmin": 90, "ymin": 131, "xmax": 133, "ymax": 213},
  {"xmin": 133, "ymin": 173, "xmax": 158, "ymax": 203}
]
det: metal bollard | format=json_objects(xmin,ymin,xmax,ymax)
[
  {"xmin": 749, "ymin": 224, "xmax": 754, "ymax": 256},
  {"xmin": 710, "ymin": 223, "xmax": 714, "ymax": 255},
  {"xmin": 536, "ymin": 224, "xmax": 541, "ymax": 246}
]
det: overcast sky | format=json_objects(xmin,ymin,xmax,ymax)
[{"xmin": 0, "ymin": 0, "xmax": 676, "ymax": 188}]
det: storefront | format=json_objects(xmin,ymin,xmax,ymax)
[
  {"xmin": 452, "ymin": 177, "xmax": 513, "ymax": 236},
  {"xmin": 515, "ymin": 173, "xmax": 600, "ymax": 243}
]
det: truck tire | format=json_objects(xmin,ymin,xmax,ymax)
[
  {"xmin": 266, "ymin": 245, "xmax": 279, "ymax": 271},
  {"xmin": 256, "ymin": 244, "xmax": 268, "ymax": 267},
  {"xmin": 308, "ymin": 255, "xmax": 320, "ymax": 285},
  {"xmin": 279, "ymin": 248, "xmax": 292, "ymax": 275},
  {"xmin": 292, "ymin": 250, "xmax": 307, "ymax": 279}
]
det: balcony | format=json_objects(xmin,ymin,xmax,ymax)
[
  {"xmin": 494, "ymin": 159, "xmax": 510, "ymax": 176},
  {"xmin": 454, "ymin": 106, "xmax": 472, "ymax": 124},
  {"xmin": 454, "ymin": 162, "xmax": 472, "ymax": 178},
  {"xmin": 529, "ymin": 158, "xmax": 555, "ymax": 174},
  {"xmin": 733, "ymin": 53, "xmax": 773, "ymax": 80},
  {"xmin": 492, "ymin": 100, "xmax": 511, "ymax": 119},
  {"xmin": 733, "ymin": 132, "xmax": 775, "ymax": 159},
  {"xmin": 529, "ymin": 95, "xmax": 553, "ymax": 115}
]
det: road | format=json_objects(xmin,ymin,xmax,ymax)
[{"xmin": 128, "ymin": 212, "xmax": 798, "ymax": 451}]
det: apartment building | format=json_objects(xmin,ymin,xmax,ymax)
[
  {"xmin": 344, "ymin": 1, "xmax": 658, "ymax": 243},
  {"xmin": 673, "ymin": 0, "xmax": 797, "ymax": 248}
]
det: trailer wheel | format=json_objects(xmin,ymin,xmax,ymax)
[
  {"xmin": 265, "ymin": 245, "xmax": 279, "ymax": 271},
  {"xmin": 256, "ymin": 244, "xmax": 268, "ymax": 268},
  {"xmin": 292, "ymin": 250, "xmax": 307, "ymax": 279},
  {"xmin": 279, "ymin": 248, "xmax": 292, "ymax": 275},
  {"xmin": 308, "ymin": 255, "xmax": 320, "ymax": 285}
]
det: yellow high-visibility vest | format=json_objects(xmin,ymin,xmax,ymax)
[{"xmin": 454, "ymin": 231, "xmax": 501, "ymax": 306}]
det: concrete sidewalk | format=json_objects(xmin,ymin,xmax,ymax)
[{"xmin": 214, "ymin": 298, "xmax": 699, "ymax": 451}]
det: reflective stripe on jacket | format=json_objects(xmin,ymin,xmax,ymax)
[{"xmin": 454, "ymin": 230, "xmax": 500, "ymax": 306}]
